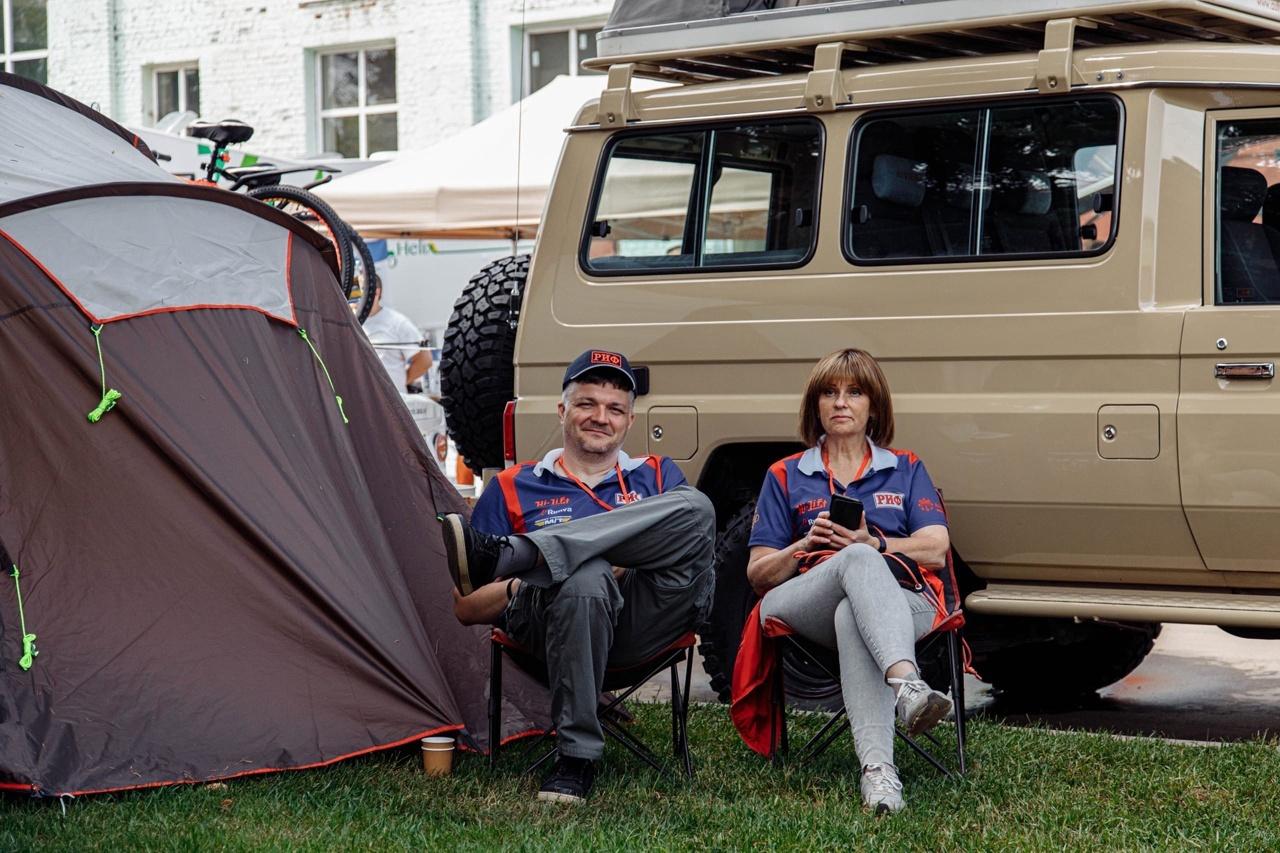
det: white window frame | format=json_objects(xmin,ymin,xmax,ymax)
[
  {"xmin": 151, "ymin": 63, "xmax": 200, "ymax": 121},
  {"xmin": 314, "ymin": 43, "xmax": 398, "ymax": 160},
  {"xmin": 1, "ymin": 0, "xmax": 48, "ymax": 80},
  {"xmin": 521, "ymin": 21, "xmax": 605, "ymax": 97}
]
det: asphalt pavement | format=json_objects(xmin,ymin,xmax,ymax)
[{"xmin": 638, "ymin": 624, "xmax": 1280, "ymax": 744}]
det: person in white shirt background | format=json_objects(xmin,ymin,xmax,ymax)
[{"xmin": 360, "ymin": 274, "xmax": 432, "ymax": 392}]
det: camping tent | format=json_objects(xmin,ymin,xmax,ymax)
[
  {"xmin": 0, "ymin": 73, "xmax": 546, "ymax": 797},
  {"xmin": 316, "ymin": 76, "xmax": 666, "ymax": 239}
]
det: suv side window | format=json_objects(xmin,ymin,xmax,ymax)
[
  {"xmin": 582, "ymin": 119, "xmax": 823, "ymax": 274},
  {"xmin": 1215, "ymin": 119, "xmax": 1280, "ymax": 305},
  {"xmin": 846, "ymin": 98, "xmax": 1121, "ymax": 263}
]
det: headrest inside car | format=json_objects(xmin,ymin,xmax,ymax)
[
  {"xmin": 1221, "ymin": 166, "xmax": 1268, "ymax": 222},
  {"xmin": 872, "ymin": 154, "xmax": 928, "ymax": 208},
  {"xmin": 996, "ymin": 170, "xmax": 1053, "ymax": 216}
]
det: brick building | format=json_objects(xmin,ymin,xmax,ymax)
[{"xmin": 36, "ymin": 0, "xmax": 610, "ymax": 159}]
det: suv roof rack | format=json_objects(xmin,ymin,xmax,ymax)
[{"xmin": 587, "ymin": 0, "xmax": 1280, "ymax": 84}]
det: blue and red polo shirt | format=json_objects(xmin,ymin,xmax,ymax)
[
  {"xmin": 749, "ymin": 440, "xmax": 947, "ymax": 550},
  {"xmin": 471, "ymin": 449, "xmax": 687, "ymax": 536}
]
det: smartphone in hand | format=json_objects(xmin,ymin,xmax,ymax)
[{"xmin": 829, "ymin": 494, "xmax": 863, "ymax": 530}]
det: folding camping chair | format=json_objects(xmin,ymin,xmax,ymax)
[
  {"xmin": 764, "ymin": 611, "xmax": 968, "ymax": 777},
  {"xmin": 487, "ymin": 629, "xmax": 696, "ymax": 779}
]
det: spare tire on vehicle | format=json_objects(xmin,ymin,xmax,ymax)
[{"xmin": 441, "ymin": 254, "xmax": 528, "ymax": 475}]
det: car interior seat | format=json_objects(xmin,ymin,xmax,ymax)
[
  {"xmin": 1219, "ymin": 166, "xmax": 1279, "ymax": 303},
  {"xmin": 850, "ymin": 122, "xmax": 932, "ymax": 260}
]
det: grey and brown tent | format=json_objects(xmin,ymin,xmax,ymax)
[{"xmin": 0, "ymin": 74, "xmax": 546, "ymax": 797}]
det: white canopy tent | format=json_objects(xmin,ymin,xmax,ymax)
[{"xmin": 316, "ymin": 75, "xmax": 667, "ymax": 240}]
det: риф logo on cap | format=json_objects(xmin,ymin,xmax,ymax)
[{"xmin": 591, "ymin": 351, "xmax": 623, "ymax": 367}]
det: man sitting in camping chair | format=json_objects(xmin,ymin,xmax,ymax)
[{"xmin": 441, "ymin": 349, "xmax": 715, "ymax": 804}]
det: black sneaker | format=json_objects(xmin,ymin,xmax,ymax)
[
  {"xmin": 439, "ymin": 513, "xmax": 508, "ymax": 596},
  {"xmin": 536, "ymin": 756, "xmax": 596, "ymax": 805}
]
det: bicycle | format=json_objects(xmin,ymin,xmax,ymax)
[{"xmin": 185, "ymin": 119, "xmax": 378, "ymax": 322}]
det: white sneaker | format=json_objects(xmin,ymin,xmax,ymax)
[
  {"xmin": 861, "ymin": 763, "xmax": 905, "ymax": 815},
  {"xmin": 888, "ymin": 675, "xmax": 952, "ymax": 736}
]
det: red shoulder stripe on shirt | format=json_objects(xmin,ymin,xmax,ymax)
[
  {"xmin": 646, "ymin": 455, "xmax": 664, "ymax": 492},
  {"xmin": 496, "ymin": 464, "xmax": 529, "ymax": 534},
  {"xmin": 888, "ymin": 447, "xmax": 920, "ymax": 465},
  {"xmin": 768, "ymin": 452, "xmax": 803, "ymax": 498}
]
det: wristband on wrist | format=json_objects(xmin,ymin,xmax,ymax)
[{"xmin": 875, "ymin": 534, "xmax": 887, "ymax": 553}]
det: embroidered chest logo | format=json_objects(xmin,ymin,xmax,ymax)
[
  {"xmin": 874, "ymin": 492, "xmax": 905, "ymax": 510},
  {"xmin": 796, "ymin": 498, "xmax": 827, "ymax": 515},
  {"xmin": 535, "ymin": 496, "xmax": 572, "ymax": 509},
  {"xmin": 614, "ymin": 491, "xmax": 642, "ymax": 505}
]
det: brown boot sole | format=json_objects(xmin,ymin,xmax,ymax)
[{"xmin": 441, "ymin": 514, "xmax": 474, "ymax": 596}]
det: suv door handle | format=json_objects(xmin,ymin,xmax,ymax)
[{"xmin": 1215, "ymin": 362, "xmax": 1275, "ymax": 379}]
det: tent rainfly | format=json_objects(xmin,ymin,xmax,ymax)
[{"xmin": 0, "ymin": 73, "xmax": 547, "ymax": 797}]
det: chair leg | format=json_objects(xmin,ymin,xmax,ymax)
[
  {"xmin": 489, "ymin": 640, "xmax": 503, "ymax": 770},
  {"xmin": 680, "ymin": 648, "xmax": 695, "ymax": 778},
  {"xmin": 670, "ymin": 660, "xmax": 680, "ymax": 760},
  {"xmin": 770, "ymin": 660, "xmax": 788, "ymax": 766},
  {"xmin": 949, "ymin": 630, "xmax": 967, "ymax": 775}
]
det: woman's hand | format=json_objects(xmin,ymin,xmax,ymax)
[{"xmin": 805, "ymin": 511, "xmax": 869, "ymax": 552}]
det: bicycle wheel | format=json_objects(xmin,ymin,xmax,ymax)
[
  {"xmin": 247, "ymin": 184, "xmax": 356, "ymax": 298},
  {"xmin": 346, "ymin": 224, "xmax": 378, "ymax": 324}
]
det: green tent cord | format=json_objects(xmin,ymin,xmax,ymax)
[
  {"xmin": 297, "ymin": 328, "xmax": 349, "ymax": 424},
  {"xmin": 86, "ymin": 324, "xmax": 122, "ymax": 423},
  {"xmin": 10, "ymin": 565, "xmax": 36, "ymax": 671}
]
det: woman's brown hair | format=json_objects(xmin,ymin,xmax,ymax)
[{"xmin": 798, "ymin": 348, "xmax": 895, "ymax": 447}]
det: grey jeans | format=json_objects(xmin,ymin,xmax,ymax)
[
  {"xmin": 504, "ymin": 486, "xmax": 716, "ymax": 759},
  {"xmin": 759, "ymin": 543, "xmax": 936, "ymax": 767}
]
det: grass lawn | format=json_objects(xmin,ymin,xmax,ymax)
[{"xmin": 2, "ymin": 702, "xmax": 1277, "ymax": 851}]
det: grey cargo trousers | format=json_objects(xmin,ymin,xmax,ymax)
[{"xmin": 502, "ymin": 485, "xmax": 716, "ymax": 760}]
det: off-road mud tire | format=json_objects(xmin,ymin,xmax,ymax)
[
  {"xmin": 441, "ymin": 254, "xmax": 528, "ymax": 474},
  {"xmin": 967, "ymin": 614, "xmax": 1161, "ymax": 701}
]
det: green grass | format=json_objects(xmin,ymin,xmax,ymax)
[{"xmin": 2, "ymin": 703, "xmax": 1277, "ymax": 851}]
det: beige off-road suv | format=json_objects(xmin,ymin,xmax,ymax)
[{"xmin": 442, "ymin": 0, "xmax": 1280, "ymax": 705}]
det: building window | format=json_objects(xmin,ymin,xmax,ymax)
[
  {"xmin": 317, "ymin": 45, "xmax": 397, "ymax": 159},
  {"xmin": 153, "ymin": 64, "xmax": 200, "ymax": 122},
  {"xmin": 524, "ymin": 25, "xmax": 603, "ymax": 95},
  {"xmin": 2, "ymin": 0, "xmax": 48, "ymax": 84}
]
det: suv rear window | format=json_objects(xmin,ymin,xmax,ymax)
[
  {"xmin": 582, "ymin": 119, "xmax": 823, "ymax": 274},
  {"xmin": 846, "ymin": 98, "xmax": 1121, "ymax": 263}
]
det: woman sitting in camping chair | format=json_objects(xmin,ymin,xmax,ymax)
[{"xmin": 732, "ymin": 348, "xmax": 957, "ymax": 815}]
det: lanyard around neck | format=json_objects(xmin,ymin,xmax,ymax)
[
  {"xmin": 821, "ymin": 442, "xmax": 872, "ymax": 497},
  {"xmin": 556, "ymin": 457, "xmax": 628, "ymax": 512}
]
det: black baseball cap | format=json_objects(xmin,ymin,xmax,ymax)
[{"xmin": 562, "ymin": 349, "xmax": 637, "ymax": 391}]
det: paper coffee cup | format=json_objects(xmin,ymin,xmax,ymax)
[{"xmin": 421, "ymin": 736, "xmax": 455, "ymax": 776}]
